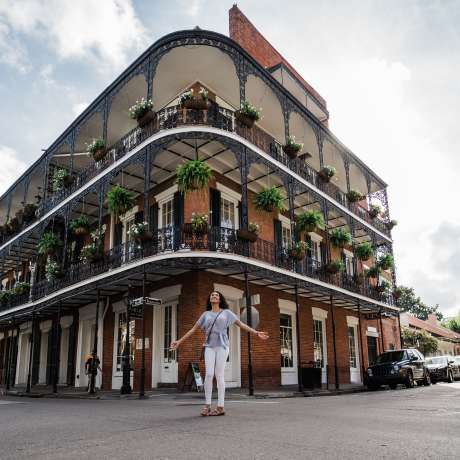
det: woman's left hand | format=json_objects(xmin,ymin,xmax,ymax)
[{"xmin": 257, "ymin": 331, "xmax": 269, "ymax": 340}]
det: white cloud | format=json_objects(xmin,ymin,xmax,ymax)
[
  {"xmin": 0, "ymin": 146, "xmax": 28, "ymax": 195},
  {"xmin": 0, "ymin": 0, "xmax": 150, "ymax": 72},
  {"xmin": 72, "ymin": 102, "xmax": 89, "ymax": 117},
  {"xmin": 179, "ymin": 0, "xmax": 203, "ymax": 18},
  {"xmin": 0, "ymin": 21, "xmax": 31, "ymax": 73}
]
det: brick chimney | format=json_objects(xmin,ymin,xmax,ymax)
[{"xmin": 229, "ymin": 4, "xmax": 327, "ymax": 110}]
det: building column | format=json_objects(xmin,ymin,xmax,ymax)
[
  {"xmin": 89, "ymin": 290, "xmax": 101, "ymax": 394},
  {"xmin": 244, "ymin": 269, "xmax": 254, "ymax": 396},
  {"xmin": 329, "ymin": 295, "xmax": 339, "ymax": 390},
  {"xmin": 357, "ymin": 303, "xmax": 366, "ymax": 381},
  {"xmin": 26, "ymin": 314, "xmax": 37, "ymax": 393},
  {"xmin": 52, "ymin": 304, "xmax": 62, "ymax": 393},
  {"xmin": 294, "ymin": 284, "xmax": 303, "ymax": 392},
  {"xmin": 379, "ymin": 308, "xmax": 385, "ymax": 352}
]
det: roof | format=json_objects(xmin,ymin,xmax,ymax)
[{"xmin": 406, "ymin": 315, "xmax": 460, "ymax": 341}]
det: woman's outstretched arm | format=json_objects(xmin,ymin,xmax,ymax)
[
  {"xmin": 234, "ymin": 319, "xmax": 269, "ymax": 340},
  {"xmin": 170, "ymin": 323, "xmax": 200, "ymax": 350}
]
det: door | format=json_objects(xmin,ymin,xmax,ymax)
[
  {"xmin": 38, "ymin": 331, "xmax": 48, "ymax": 384},
  {"xmin": 367, "ymin": 336, "xmax": 378, "ymax": 365},
  {"xmin": 313, "ymin": 318, "xmax": 327, "ymax": 383},
  {"xmin": 224, "ymin": 300, "xmax": 240, "ymax": 386},
  {"xmin": 78, "ymin": 321, "xmax": 95, "ymax": 388},
  {"xmin": 17, "ymin": 333, "xmax": 30, "ymax": 385},
  {"xmin": 348, "ymin": 325, "xmax": 361, "ymax": 383},
  {"xmin": 159, "ymin": 304, "xmax": 178, "ymax": 383},
  {"xmin": 112, "ymin": 311, "xmax": 135, "ymax": 390},
  {"xmin": 59, "ymin": 327, "xmax": 69, "ymax": 385},
  {"xmin": 158, "ymin": 197, "xmax": 174, "ymax": 251},
  {"xmin": 280, "ymin": 312, "xmax": 297, "ymax": 385}
]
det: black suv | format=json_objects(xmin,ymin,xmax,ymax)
[
  {"xmin": 364, "ymin": 348, "xmax": 431, "ymax": 390},
  {"xmin": 425, "ymin": 356, "xmax": 460, "ymax": 383}
]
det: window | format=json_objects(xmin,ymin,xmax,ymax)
[
  {"xmin": 281, "ymin": 225, "xmax": 292, "ymax": 249},
  {"xmin": 161, "ymin": 198, "xmax": 173, "ymax": 228},
  {"xmin": 220, "ymin": 197, "xmax": 236, "ymax": 229},
  {"xmin": 313, "ymin": 319, "xmax": 325, "ymax": 368},
  {"xmin": 344, "ymin": 250, "xmax": 354, "ymax": 276},
  {"xmin": 311, "ymin": 240, "xmax": 321, "ymax": 263},
  {"xmin": 280, "ymin": 313, "xmax": 293, "ymax": 368},
  {"xmin": 116, "ymin": 312, "xmax": 135, "ymax": 373},
  {"xmin": 348, "ymin": 326, "xmax": 357, "ymax": 368}
]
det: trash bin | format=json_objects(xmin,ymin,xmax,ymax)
[{"xmin": 301, "ymin": 367, "xmax": 322, "ymax": 389}]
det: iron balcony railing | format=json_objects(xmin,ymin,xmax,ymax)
[
  {"xmin": 1, "ymin": 226, "xmax": 393, "ymax": 313},
  {"xmin": 1, "ymin": 101, "xmax": 391, "ymax": 246}
]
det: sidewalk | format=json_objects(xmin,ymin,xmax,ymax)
[{"xmin": 3, "ymin": 383, "xmax": 367, "ymax": 400}]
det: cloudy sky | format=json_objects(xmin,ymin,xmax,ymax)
[{"xmin": 0, "ymin": 0, "xmax": 458, "ymax": 315}]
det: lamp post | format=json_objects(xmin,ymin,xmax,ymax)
[{"xmin": 121, "ymin": 286, "xmax": 132, "ymax": 395}]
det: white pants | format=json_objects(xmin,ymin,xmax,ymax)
[{"xmin": 204, "ymin": 346, "xmax": 229, "ymax": 407}]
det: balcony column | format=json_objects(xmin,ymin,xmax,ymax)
[
  {"xmin": 294, "ymin": 284, "xmax": 303, "ymax": 393},
  {"xmin": 69, "ymin": 130, "xmax": 76, "ymax": 174},
  {"xmin": 143, "ymin": 149, "xmax": 152, "ymax": 230},
  {"xmin": 52, "ymin": 303, "xmax": 61, "ymax": 393},
  {"xmin": 378, "ymin": 307, "xmax": 385, "ymax": 352},
  {"xmin": 357, "ymin": 302, "xmax": 366, "ymax": 381},
  {"xmin": 15, "ymin": 240, "xmax": 22, "ymax": 284},
  {"xmin": 244, "ymin": 269, "xmax": 254, "ymax": 396},
  {"xmin": 28, "ymin": 261, "xmax": 36, "ymax": 302},
  {"xmin": 343, "ymin": 157, "xmax": 351, "ymax": 194},
  {"xmin": 283, "ymin": 102, "xmax": 290, "ymax": 143},
  {"xmin": 322, "ymin": 201, "xmax": 331, "ymax": 264},
  {"xmin": 239, "ymin": 147, "xmax": 250, "ymax": 257},
  {"xmin": 62, "ymin": 205, "xmax": 70, "ymax": 269},
  {"xmin": 5, "ymin": 320, "xmax": 15, "ymax": 390},
  {"xmin": 329, "ymin": 294, "xmax": 339, "ymax": 390},
  {"xmin": 238, "ymin": 56, "xmax": 247, "ymax": 106},
  {"xmin": 26, "ymin": 312, "xmax": 37, "ymax": 393},
  {"xmin": 89, "ymin": 289, "xmax": 101, "ymax": 395},
  {"xmin": 317, "ymin": 130, "xmax": 324, "ymax": 170},
  {"xmin": 21, "ymin": 175, "xmax": 30, "ymax": 223},
  {"xmin": 121, "ymin": 285, "xmax": 132, "ymax": 395},
  {"xmin": 146, "ymin": 56, "xmax": 154, "ymax": 100},
  {"xmin": 5, "ymin": 192, "xmax": 12, "ymax": 227},
  {"xmin": 41, "ymin": 153, "xmax": 51, "ymax": 206}
]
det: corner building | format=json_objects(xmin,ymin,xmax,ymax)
[{"xmin": 0, "ymin": 6, "xmax": 401, "ymax": 393}]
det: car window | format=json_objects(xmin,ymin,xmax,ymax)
[
  {"xmin": 426, "ymin": 357, "xmax": 447, "ymax": 365},
  {"xmin": 375, "ymin": 351, "xmax": 406, "ymax": 363},
  {"xmin": 416, "ymin": 350, "xmax": 424, "ymax": 360},
  {"xmin": 407, "ymin": 350, "xmax": 416, "ymax": 360}
]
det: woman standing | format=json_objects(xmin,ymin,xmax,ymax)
[{"xmin": 170, "ymin": 291, "xmax": 269, "ymax": 416}]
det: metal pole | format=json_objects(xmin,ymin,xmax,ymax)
[
  {"xmin": 294, "ymin": 284, "xmax": 303, "ymax": 393},
  {"xmin": 139, "ymin": 268, "xmax": 146, "ymax": 398},
  {"xmin": 52, "ymin": 304, "xmax": 61, "ymax": 393},
  {"xmin": 89, "ymin": 289, "xmax": 100, "ymax": 394},
  {"xmin": 379, "ymin": 307, "xmax": 385, "ymax": 352},
  {"xmin": 5, "ymin": 321, "xmax": 14, "ymax": 390},
  {"xmin": 244, "ymin": 269, "xmax": 254, "ymax": 396},
  {"xmin": 26, "ymin": 312, "xmax": 37, "ymax": 393},
  {"xmin": 357, "ymin": 303, "xmax": 366, "ymax": 382},
  {"xmin": 121, "ymin": 285, "xmax": 132, "ymax": 395},
  {"xmin": 397, "ymin": 311, "xmax": 403, "ymax": 349},
  {"xmin": 329, "ymin": 295, "xmax": 339, "ymax": 390}
]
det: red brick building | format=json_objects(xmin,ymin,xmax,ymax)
[{"xmin": 0, "ymin": 6, "xmax": 400, "ymax": 394}]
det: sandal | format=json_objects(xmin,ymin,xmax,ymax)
[
  {"xmin": 200, "ymin": 405, "xmax": 211, "ymax": 416},
  {"xmin": 210, "ymin": 406, "xmax": 225, "ymax": 416}
]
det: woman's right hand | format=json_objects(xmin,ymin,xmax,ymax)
[{"xmin": 170, "ymin": 340, "xmax": 180, "ymax": 350}]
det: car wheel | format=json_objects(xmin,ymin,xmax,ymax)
[
  {"xmin": 447, "ymin": 371, "xmax": 454, "ymax": 383},
  {"xmin": 389, "ymin": 383, "xmax": 398, "ymax": 390},
  {"xmin": 423, "ymin": 371, "xmax": 431, "ymax": 386},
  {"xmin": 367, "ymin": 384, "xmax": 379, "ymax": 391},
  {"xmin": 404, "ymin": 371, "xmax": 414, "ymax": 389},
  {"xmin": 432, "ymin": 380, "xmax": 437, "ymax": 384}
]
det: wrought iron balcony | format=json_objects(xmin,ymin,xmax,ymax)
[{"xmin": 0, "ymin": 226, "xmax": 394, "ymax": 313}]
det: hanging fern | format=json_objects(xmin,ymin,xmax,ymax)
[
  {"xmin": 107, "ymin": 185, "xmax": 135, "ymax": 218},
  {"xmin": 176, "ymin": 159, "xmax": 213, "ymax": 193},
  {"xmin": 329, "ymin": 228, "xmax": 352, "ymax": 248}
]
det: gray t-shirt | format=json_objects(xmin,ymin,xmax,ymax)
[{"xmin": 196, "ymin": 309, "xmax": 239, "ymax": 349}]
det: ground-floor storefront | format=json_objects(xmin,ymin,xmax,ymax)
[{"xmin": 0, "ymin": 270, "xmax": 401, "ymax": 393}]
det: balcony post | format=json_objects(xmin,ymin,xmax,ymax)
[
  {"xmin": 244, "ymin": 269, "xmax": 254, "ymax": 396},
  {"xmin": 139, "ymin": 267, "xmax": 147, "ymax": 399},
  {"xmin": 322, "ymin": 201, "xmax": 331, "ymax": 264},
  {"xmin": 329, "ymin": 294, "xmax": 339, "ymax": 390},
  {"xmin": 239, "ymin": 147, "xmax": 250, "ymax": 257},
  {"xmin": 89, "ymin": 289, "xmax": 101, "ymax": 394},
  {"xmin": 317, "ymin": 131, "xmax": 324, "ymax": 170},
  {"xmin": 144, "ymin": 149, "xmax": 152, "ymax": 231},
  {"xmin": 26, "ymin": 311, "xmax": 37, "ymax": 393},
  {"xmin": 294, "ymin": 284, "xmax": 303, "ymax": 393},
  {"xmin": 343, "ymin": 157, "xmax": 351, "ymax": 194},
  {"xmin": 70, "ymin": 130, "xmax": 76, "ymax": 174},
  {"xmin": 28, "ymin": 261, "xmax": 36, "ymax": 303},
  {"xmin": 52, "ymin": 303, "xmax": 61, "ymax": 393},
  {"xmin": 5, "ymin": 319, "xmax": 15, "ymax": 391},
  {"xmin": 357, "ymin": 302, "xmax": 366, "ymax": 382},
  {"xmin": 5, "ymin": 192, "xmax": 12, "ymax": 226},
  {"xmin": 15, "ymin": 240, "xmax": 21, "ymax": 284},
  {"xmin": 121, "ymin": 284, "xmax": 132, "ymax": 395},
  {"xmin": 379, "ymin": 307, "xmax": 385, "ymax": 352},
  {"xmin": 22, "ymin": 175, "xmax": 30, "ymax": 223},
  {"xmin": 62, "ymin": 205, "xmax": 70, "ymax": 269},
  {"xmin": 238, "ymin": 55, "xmax": 247, "ymax": 105},
  {"xmin": 41, "ymin": 153, "xmax": 51, "ymax": 206},
  {"xmin": 147, "ymin": 57, "xmax": 154, "ymax": 100}
]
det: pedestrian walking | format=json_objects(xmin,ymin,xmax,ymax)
[
  {"xmin": 85, "ymin": 354, "xmax": 102, "ymax": 392},
  {"xmin": 170, "ymin": 291, "xmax": 269, "ymax": 416}
]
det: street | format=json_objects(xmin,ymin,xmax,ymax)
[{"xmin": 1, "ymin": 383, "xmax": 460, "ymax": 460}]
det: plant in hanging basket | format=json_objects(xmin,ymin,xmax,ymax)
[
  {"xmin": 235, "ymin": 101, "xmax": 261, "ymax": 128},
  {"xmin": 191, "ymin": 213, "xmax": 209, "ymax": 234},
  {"xmin": 80, "ymin": 242, "xmax": 104, "ymax": 264},
  {"xmin": 347, "ymin": 189, "xmax": 365, "ymax": 203},
  {"xmin": 288, "ymin": 240, "xmax": 310, "ymax": 260},
  {"xmin": 180, "ymin": 87, "xmax": 209, "ymax": 110},
  {"xmin": 128, "ymin": 97, "xmax": 155, "ymax": 127},
  {"xmin": 0, "ymin": 290, "xmax": 11, "ymax": 306},
  {"xmin": 329, "ymin": 227, "xmax": 352, "ymax": 248},
  {"xmin": 375, "ymin": 280, "xmax": 391, "ymax": 293},
  {"xmin": 87, "ymin": 138, "xmax": 106, "ymax": 162},
  {"xmin": 282, "ymin": 136, "xmax": 304, "ymax": 159},
  {"xmin": 13, "ymin": 282, "xmax": 30, "ymax": 296},
  {"xmin": 296, "ymin": 210, "xmax": 324, "ymax": 233},
  {"xmin": 128, "ymin": 221, "xmax": 153, "ymax": 243},
  {"xmin": 354, "ymin": 242, "xmax": 373, "ymax": 261},
  {"xmin": 324, "ymin": 259, "xmax": 345, "ymax": 274},
  {"xmin": 377, "ymin": 253, "xmax": 394, "ymax": 271},
  {"xmin": 52, "ymin": 168, "xmax": 74, "ymax": 192},
  {"xmin": 237, "ymin": 222, "xmax": 260, "ymax": 242},
  {"xmin": 368, "ymin": 204, "xmax": 382, "ymax": 219},
  {"xmin": 365, "ymin": 266, "xmax": 380, "ymax": 279},
  {"xmin": 254, "ymin": 186, "xmax": 285, "ymax": 213},
  {"xmin": 69, "ymin": 215, "xmax": 91, "ymax": 237},
  {"xmin": 23, "ymin": 203, "xmax": 38, "ymax": 223},
  {"xmin": 107, "ymin": 185, "xmax": 135, "ymax": 218},
  {"xmin": 45, "ymin": 260, "xmax": 64, "ymax": 282},
  {"xmin": 386, "ymin": 219, "xmax": 398, "ymax": 230},
  {"xmin": 176, "ymin": 159, "xmax": 213, "ymax": 193},
  {"xmin": 5, "ymin": 217, "xmax": 20, "ymax": 235},
  {"xmin": 393, "ymin": 286, "xmax": 403, "ymax": 300},
  {"xmin": 318, "ymin": 165, "xmax": 336, "ymax": 182},
  {"xmin": 38, "ymin": 231, "xmax": 63, "ymax": 256}
]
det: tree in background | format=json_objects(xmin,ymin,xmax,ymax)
[
  {"xmin": 401, "ymin": 327, "xmax": 438, "ymax": 356},
  {"xmin": 396, "ymin": 286, "xmax": 443, "ymax": 321},
  {"xmin": 442, "ymin": 312, "xmax": 460, "ymax": 334}
]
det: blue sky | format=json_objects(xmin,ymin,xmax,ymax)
[{"xmin": 0, "ymin": 0, "xmax": 459, "ymax": 316}]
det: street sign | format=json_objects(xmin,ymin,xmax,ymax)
[
  {"xmin": 240, "ymin": 306, "xmax": 260, "ymax": 329},
  {"xmin": 128, "ymin": 303, "xmax": 144, "ymax": 319},
  {"xmin": 130, "ymin": 296, "xmax": 162, "ymax": 307}
]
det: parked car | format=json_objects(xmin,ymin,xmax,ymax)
[
  {"xmin": 425, "ymin": 356, "xmax": 460, "ymax": 383},
  {"xmin": 364, "ymin": 348, "xmax": 430, "ymax": 390}
]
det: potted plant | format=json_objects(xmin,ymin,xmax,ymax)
[
  {"xmin": 69, "ymin": 215, "xmax": 91, "ymax": 237},
  {"xmin": 80, "ymin": 242, "xmax": 104, "ymax": 264},
  {"xmin": 289, "ymin": 240, "xmax": 310, "ymax": 260},
  {"xmin": 254, "ymin": 186, "xmax": 285, "ymax": 213},
  {"xmin": 377, "ymin": 253, "xmax": 394, "ymax": 271},
  {"xmin": 354, "ymin": 242, "xmax": 373, "ymax": 261},
  {"xmin": 235, "ymin": 101, "xmax": 261, "ymax": 128},
  {"xmin": 5, "ymin": 217, "xmax": 20, "ymax": 235},
  {"xmin": 13, "ymin": 282, "xmax": 30, "ymax": 296},
  {"xmin": 107, "ymin": 185, "xmax": 135, "ymax": 218},
  {"xmin": 393, "ymin": 286, "xmax": 403, "ymax": 300},
  {"xmin": 176, "ymin": 159, "xmax": 213, "ymax": 193},
  {"xmin": 23, "ymin": 204, "xmax": 38, "ymax": 223},
  {"xmin": 45, "ymin": 260, "xmax": 64, "ymax": 282},
  {"xmin": 375, "ymin": 280, "xmax": 391, "ymax": 293},
  {"xmin": 368, "ymin": 204, "xmax": 381, "ymax": 219},
  {"xmin": 329, "ymin": 228, "xmax": 352, "ymax": 248},
  {"xmin": 324, "ymin": 259, "xmax": 345, "ymax": 274},
  {"xmin": 38, "ymin": 232, "xmax": 62, "ymax": 257},
  {"xmin": 237, "ymin": 222, "xmax": 260, "ymax": 242},
  {"xmin": 128, "ymin": 97, "xmax": 155, "ymax": 127},
  {"xmin": 180, "ymin": 87, "xmax": 209, "ymax": 110},
  {"xmin": 365, "ymin": 266, "xmax": 380, "ymax": 279},
  {"xmin": 88, "ymin": 138, "xmax": 106, "ymax": 162},
  {"xmin": 128, "ymin": 221, "xmax": 153, "ymax": 243},
  {"xmin": 387, "ymin": 219, "xmax": 398, "ymax": 230},
  {"xmin": 190, "ymin": 213, "xmax": 208, "ymax": 235},
  {"xmin": 318, "ymin": 165, "xmax": 336, "ymax": 182},
  {"xmin": 283, "ymin": 136, "xmax": 304, "ymax": 159},
  {"xmin": 296, "ymin": 210, "xmax": 324, "ymax": 233},
  {"xmin": 52, "ymin": 168, "xmax": 74, "ymax": 192},
  {"xmin": 0, "ymin": 290, "xmax": 11, "ymax": 306},
  {"xmin": 347, "ymin": 189, "xmax": 365, "ymax": 203}
]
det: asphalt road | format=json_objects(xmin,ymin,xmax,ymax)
[{"xmin": 1, "ymin": 382, "xmax": 460, "ymax": 460}]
